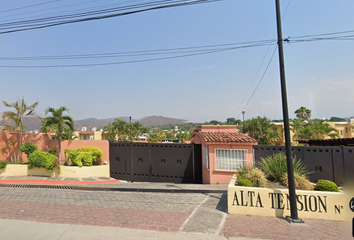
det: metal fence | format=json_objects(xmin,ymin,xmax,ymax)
[
  {"xmin": 109, "ymin": 142, "xmax": 202, "ymax": 183},
  {"xmin": 253, "ymin": 145, "xmax": 354, "ymax": 185}
]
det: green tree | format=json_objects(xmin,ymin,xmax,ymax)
[
  {"xmin": 294, "ymin": 106, "xmax": 312, "ymax": 120},
  {"xmin": 42, "ymin": 106, "xmax": 74, "ymax": 164},
  {"xmin": 226, "ymin": 117, "xmax": 242, "ymax": 125},
  {"xmin": 291, "ymin": 118, "xmax": 339, "ymax": 141},
  {"xmin": 209, "ymin": 120, "xmax": 220, "ymax": 125},
  {"xmin": 176, "ymin": 132, "xmax": 191, "ymax": 142},
  {"xmin": 2, "ymin": 98, "xmax": 39, "ymax": 162},
  {"xmin": 243, "ymin": 116, "xmax": 281, "ymax": 145}
]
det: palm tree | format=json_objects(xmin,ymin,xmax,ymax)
[
  {"xmin": 2, "ymin": 98, "xmax": 39, "ymax": 162},
  {"xmin": 294, "ymin": 106, "xmax": 312, "ymax": 120},
  {"xmin": 42, "ymin": 106, "xmax": 74, "ymax": 164}
]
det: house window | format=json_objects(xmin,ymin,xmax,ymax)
[
  {"xmin": 272, "ymin": 127, "xmax": 278, "ymax": 132},
  {"xmin": 82, "ymin": 135, "xmax": 91, "ymax": 140},
  {"xmin": 215, "ymin": 149, "xmax": 247, "ymax": 171},
  {"xmin": 202, "ymin": 146, "xmax": 209, "ymax": 169}
]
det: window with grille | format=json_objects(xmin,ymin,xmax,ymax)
[
  {"xmin": 215, "ymin": 149, "xmax": 247, "ymax": 171},
  {"xmin": 202, "ymin": 146, "xmax": 209, "ymax": 169}
]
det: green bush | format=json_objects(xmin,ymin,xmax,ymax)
[
  {"xmin": 237, "ymin": 166, "xmax": 268, "ymax": 187},
  {"xmin": 28, "ymin": 150, "xmax": 58, "ymax": 172},
  {"xmin": 316, "ymin": 180, "xmax": 340, "ymax": 192},
  {"xmin": 48, "ymin": 148, "xmax": 57, "ymax": 156},
  {"xmin": 0, "ymin": 160, "xmax": 8, "ymax": 169},
  {"xmin": 72, "ymin": 152, "xmax": 95, "ymax": 167},
  {"xmin": 65, "ymin": 148, "xmax": 81, "ymax": 165},
  {"xmin": 80, "ymin": 146, "xmax": 103, "ymax": 164},
  {"xmin": 20, "ymin": 142, "xmax": 38, "ymax": 157},
  {"xmin": 259, "ymin": 153, "xmax": 310, "ymax": 182},
  {"xmin": 281, "ymin": 172, "xmax": 314, "ymax": 190},
  {"xmin": 237, "ymin": 178, "xmax": 253, "ymax": 187}
]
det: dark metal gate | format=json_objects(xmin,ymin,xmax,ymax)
[
  {"xmin": 253, "ymin": 145, "xmax": 354, "ymax": 185},
  {"xmin": 110, "ymin": 142, "xmax": 202, "ymax": 183}
]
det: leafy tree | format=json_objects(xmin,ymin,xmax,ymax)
[
  {"xmin": 61, "ymin": 125, "xmax": 78, "ymax": 140},
  {"xmin": 291, "ymin": 118, "xmax": 339, "ymax": 141},
  {"xmin": 243, "ymin": 116, "xmax": 281, "ymax": 145},
  {"xmin": 226, "ymin": 118, "xmax": 242, "ymax": 125},
  {"xmin": 294, "ymin": 106, "xmax": 312, "ymax": 120},
  {"xmin": 209, "ymin": 120, "xmax": 220, "ymax": 125},
  {"xmin": 20, "ymin": 141, "xmax": 38, "ymax": 158},
  {"xmin": 329, "ymin": 117, "xmax": 346, "ymax": 122},
  {"xmin": 103, "ymin": 118, "xmax": 144, "ymax": 141},
  {"xmin": 176, "ymin": 132, "xmax": 191, "ymax": 142},
  {"xmin": 2, "ymin": 98, "xmax": 39, "ymax": 162},
  {"xmin": 42, "ymin": 106, "xmax": 74, "ymax": 164}
]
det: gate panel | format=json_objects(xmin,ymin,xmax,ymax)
[
  {"xmin": 332, "ymin": 147, "xmax": 344, "ymax": 185},
  {"xmin": 131, "ymin": 143, "xmax": 151, "ymax": 182},
  {"xmin": 302, "ymin": 147, "xmax": 334, "ymax": 182},
  {"xmin": 150, "ymin": 144, "xmax": 194, "ymax": 183},
  {"xmin": 343, "ymin": 147, "xmax": 354, "ymax": 183},
  {"xmin": 109, "ymin": 142, "xmax": 131, "ymax": 181},
  {"xmin": 193, "ymin": 144, "xmax": 203, "ymax": 184}
]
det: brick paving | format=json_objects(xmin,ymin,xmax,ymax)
[
  {"xmin": 220, "ymin": 214, "xmax": 345, "ymax": 240},
  {"xmin": 0, "ymin": 200, "xmax": 187, "ymax": 232}
]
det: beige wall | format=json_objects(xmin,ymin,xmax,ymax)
[{"xmin": 228, "ymin": 175, "xmax": 346, "ymax": 220}]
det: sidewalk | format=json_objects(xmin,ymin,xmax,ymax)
[
  {"xmin": 0, "ymin": 175, "xmax": 227, "ymax": 192},
  {"xmin": 0, "ymin": 176, "xmax": 348, "ymax": 240}
]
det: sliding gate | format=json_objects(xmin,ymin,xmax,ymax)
[{"xmin": 110, "ymin": 142, "xmax": 202, "ymax": 183}]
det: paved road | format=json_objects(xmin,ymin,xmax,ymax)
[{"xmin": 0, "ymin": 187, "xmax": 348, "ymax": 239}]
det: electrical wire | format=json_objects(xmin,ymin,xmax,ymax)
[
  {"xmin": 0, "ymin": 0, "xmax": 221, "ymax": 34},
  {"xmin": 0, "ymin": 41, "xmax": 275, "ymax": 68},
  {"xmin": 232, "ymin": 0, "xmax": 293, "ymax": 119}
]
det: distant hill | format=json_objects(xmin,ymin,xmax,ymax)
[
  {"xmin": 1, "ymin": 115, "xmax": 189, "ymax": 132},
  {"xmin": 138, "ymin": 115, "xmax": 188, "ymax": 127}
]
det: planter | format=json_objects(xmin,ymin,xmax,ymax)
[
  {"xmin": 228, "ymin": 174, "xmax": 346, "ymax": 220},
  {"xmin": 0, "ymin": 164, "xmax": 109, "ymax": 178}
]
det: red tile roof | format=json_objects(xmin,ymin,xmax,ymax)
[{"xmin": 197, "ymin": 131, "xmax": 257, "ymax": 143}]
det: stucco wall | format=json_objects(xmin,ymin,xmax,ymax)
[
  {"xmin": 0, "ymin": 132, "xmax": 109, "ymax": 164},
  {"xmin": 206, "ymin": 143, "xmax": 254, "ymax": 184}
]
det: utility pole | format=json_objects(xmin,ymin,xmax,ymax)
[
  {"xmin": 275, "ymin": 0, "xmax": 303, "ymax": 223},
  {"xmin": 129, "ymin": 116, "xmax": 132, "ymax": 141},
  {"xmin": 242, "ymin": 111, "xmax": 245, "ymax": 133}
]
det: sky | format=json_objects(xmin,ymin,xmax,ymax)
[{"xmin": 0, "ymin": 0, "xmax": 353, "ymax": 123}]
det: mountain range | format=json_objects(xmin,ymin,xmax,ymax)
[{"xmin": 3, "ymin": 116, "xmax": 189, "ymax": 132}]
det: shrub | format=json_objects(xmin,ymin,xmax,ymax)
[
  {"xmin": 65, "ymin": 148, "xmax": 81, "ymax": 165},
  {"xmin": 20, "ymin": 142, "xmax": 38, "ymax": 157},
  {"xmin": 73, "ymin": 152, "xmax": 95, "ymax": 167},
  {"xmin": 259, "ymin": 153, "xmax": 310, "ymax": 182},
  {"xmin": 0, "ymin": 160, "xmax": 7, "ymax": 169},
  {"xmin": 316, "ymin": 180, "xmax": 340, "ymax": 192},
  {"xmin": 237, "ymin": 166, "xmax": 268, "ymax": 187},
  {"xmin": 281, "ymin": 172, "xmax": 314, "ymax": 190},
  {"xmin": 237, "ymin": 178, "xmax": 252, "ymax": 187},
  {"xmin": 48, "ymin": 148, "xmax": 57, "ymax": 156},
  {"xmin": 80, "ymin": 146, "xmax": 103, "ymax": 164},
  {"xmin": 28, "ymin": 150, "xmax": 58, "ymax": 172}
]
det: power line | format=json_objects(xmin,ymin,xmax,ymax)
[
  {"xmin": 0, "ymin": 41, "xmax": 275, "ymax": 68},
  {"xmin": 0, "ymin": 0, "xmax": 221, "ymax": 34},
  {"xmin": 0, "ymin": 0, "xmax": 63, "ymax": 14},
  {"xmin": 233, "ymin": 0, "xmax": 292, "ymax": 119},
  {"xmin": 235, "ymin": 47, "xmax": 277, "ymax": 120},
  {"xmin": 0, "ymin": 39, "xmax": 274, "ymax": 61}
]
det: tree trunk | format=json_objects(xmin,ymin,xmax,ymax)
[
  {"xmin": 58, "ymin": 134, "xmax": 62, "ymax": 165},
  {"xmin": 16, "ymin": 132, "xmax": 21, "ymax": 162},
  {"xmin": 4, "ymin": 132, "xmax": 13, "ymax": 162}
]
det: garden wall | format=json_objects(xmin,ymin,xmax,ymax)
[
  {"xmin": 228, "ymin": 174, "xmax": 346, "ymax": 220},
  {"xmin": 0, "ymin": 164, "xmax": 110, "ymax": 178},
  {"xmin": 0, "ymin": 133, "xmax": 110, "ymax": 164}
]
